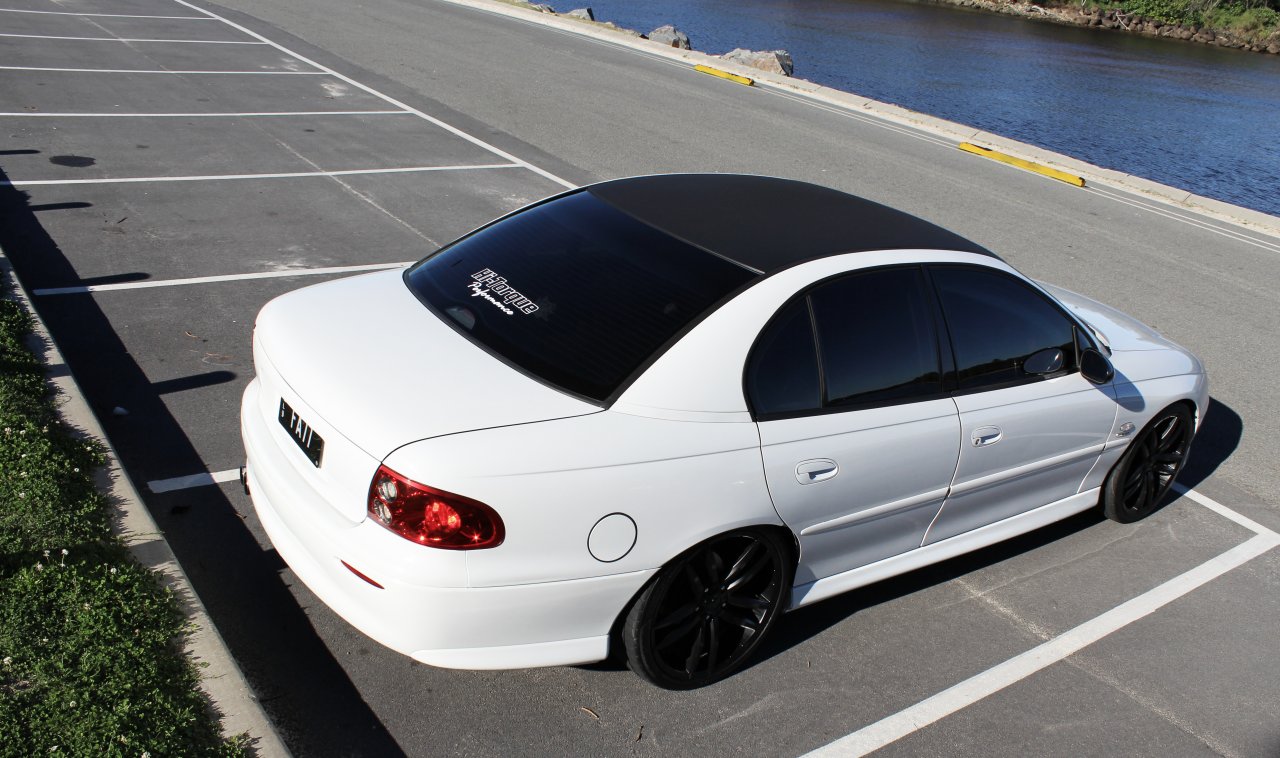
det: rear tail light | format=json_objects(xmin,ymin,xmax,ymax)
[{"xmin": 367, "ymin": 465, "xmax": 504, "ymax": 550}]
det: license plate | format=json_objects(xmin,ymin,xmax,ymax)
[{"xmin": 278, "ymin": 399, "xmax": 324, "ymax": 467}]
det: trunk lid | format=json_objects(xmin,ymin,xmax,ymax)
[{"xmin": 253, "ymin": 269, "xmax": 600, "ymax": 461}]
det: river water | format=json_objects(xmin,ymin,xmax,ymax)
[{"xmin": 575, "ymin": 0, "xmax": 1280, "ymax": 217}]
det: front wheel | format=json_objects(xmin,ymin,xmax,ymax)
[
  {"xmin": 622, "ymin": 528, "xmax": 792, "ymax": 689},
  {"xmin": 1102, "ymin": 404, "xmax": 1194, "ymax": 523}
]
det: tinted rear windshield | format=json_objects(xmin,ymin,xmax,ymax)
[{"xmin": 404, "ymin": 191, "xmax": 758, "ymax": 403}]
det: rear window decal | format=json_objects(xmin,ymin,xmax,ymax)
[{"xmin": 470, "ymin": 269, "xmax": 539, "ymax": 315}]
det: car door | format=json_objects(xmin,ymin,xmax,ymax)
[
  {"xmin": 750, "ymin": 266, "xmax": 962, "ymax": 585},
  {"xmin": 923, "ymin": 264, "xmax": 1119, "ymax": 544}
]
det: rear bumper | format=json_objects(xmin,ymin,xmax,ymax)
[{"xmin": 241, "ymin": 377, "xmax": 654, "ymax": 669}]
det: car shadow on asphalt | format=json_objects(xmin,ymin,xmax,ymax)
[
  {"xmin": 0, "ymin": 165, "xmax": 406, "ymax": 758},
  {"xmin": 1178, "ymin": 397, "xmax": 1243, "ymax": 490}
]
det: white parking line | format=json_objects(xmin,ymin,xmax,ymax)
[
  {"xmin": 2, "ymin": 163, "xmax": 521, "ymax": 187},
  {"xmin": 33, "ymin": 261, "xmax": 413, "ymax": 296},
  {"xmin": 762, "ymin": 86, "xmax": 956, "ymax": 152},
  {"xmin": 806, "ymin": 488, "xmax": 1279, "ymax": 757},
  {"xmin": 170, "ymin": 0, "xmax": 576, "ymax": 190},
  {"xmin": 0, "ymin": 110, "xmax": 412, "ymax": 117},
  {"xmin": 0, "ymin": 7, "xmax": 213, "ymax": 18},
  {"xmin": 149, "ymin": 469, "xmax": 241, "ymax": 494},
  {"xmin": 1172, "ymin": 483, "xmax": 1275, "ymax": 535},
  {"xmin": 1085, "ymin": 185, "xmax": 1280, "ymax": 254},
  {"xmin": 0, "ymin": 65, "xmax": 324, "ymax": 74},
  {"xmin": 0, "ymin": 32, "xmax": 266, "ymax": 43}
]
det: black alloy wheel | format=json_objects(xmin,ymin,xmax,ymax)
[
  {"xmin": 1103, "ymin": 404, "xmax": 1195, "ymax": 523},
  {"xmin": 622, "ymin": 528, "xmax": 792, "ymax": 689}
]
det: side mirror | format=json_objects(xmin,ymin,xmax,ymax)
[
  {"xmin": 1024, "ymin": 347, "xmax": 1065, "ymax": 375},
  {"xmin": 1080, "ymin": 348, "xmax": 1114, "ymax": 385}
]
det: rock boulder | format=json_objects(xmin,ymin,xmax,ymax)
[
  {"xmin": 566, "ymin": 7, "xmax": 594, "ymax": 20},
  {"xmin": 648, "ymin": 24, "xmax": 692, "ymax": 49},
  {"xmin": 721, "ymin": 48, "xmax": 794, "ymax": 77}
]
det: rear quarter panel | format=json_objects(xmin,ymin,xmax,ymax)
[{"xmin": 382, "ymin": 411, "xmax": 780, "ymax": 588}]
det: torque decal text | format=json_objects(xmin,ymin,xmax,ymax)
[{"xmin": 470, "ymin": 269, "xmax": 539, "ymax": 315}]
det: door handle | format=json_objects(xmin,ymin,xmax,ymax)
[
  {"xmin": 795, "ymin": 459, "xmax": 839, "ymax": 485},
  {"xmin": 971, "ymin": 426, "xmax": 1003, "ymax": 447}
]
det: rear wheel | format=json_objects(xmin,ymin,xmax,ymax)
[
  {"xmin": 1102, "ymin": 404, "xmax": 1194, "ymax": 523},
  {"xmin": 622, "ymin": 528, "xmax": 791, "ymax": 689}
]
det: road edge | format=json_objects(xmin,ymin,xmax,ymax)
[
  {"xmin": 0, "ymin": 247, "xmax": 290, "ymax": 758},
  {"xmin": 438, "ymin": 0, "xmax": 1280, "ymax": 239}
]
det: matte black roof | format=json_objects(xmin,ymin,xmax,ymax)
[{"xmin": 587, "ymin": 173, "xmax": 994, "ymax": 273}]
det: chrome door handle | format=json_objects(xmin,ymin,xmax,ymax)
[
  {"xmin": 971, "ymin": 426, "xmax": 1003, "ymax": 447},
  {"xmin": 795, "ymin": 459, "xmax": 839, "ymax": 485}
]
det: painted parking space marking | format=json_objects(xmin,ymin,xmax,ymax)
[
  {"xmin": 0, "ymin": 110, "xmax": 412, "ymax": 117},
  {"xmin": 2, "ymin": 163, "xmax": 521, "ymax": 187},
  {"xmin": 762, "ymin": 86, "xmax": 957, "ymax": 152},
  {"xmin": 0, "ymin": 65, "xmax": 325, "ymax": 74},
  {"xmin": 148, "ymin": 468, "xmax": 241, "ymax": 493},
  {"xmin": 170, "ymin": 0, "xmax": 575, "ymax": 190},
  {"xmin": 0, "ymin": 32, "xmax": 266, "ymax": 43},
  {"xmin": 1172, "ymin": 483, "xmax": 1276, "ymax": 535},
  {"xmin": 1085, "ymin": 185, "xmax": 1280, "ymax": 253},
  {"xmin": 806, "ymin": 488, "xmax": 1279, "ymax": 757},
  {"xmin": 33, "ymin": 261, "xmax": 413, "ymax": 296},
  {"xmin": 0, "ymin": 7, "xmax": 213, "ymax": 18}
]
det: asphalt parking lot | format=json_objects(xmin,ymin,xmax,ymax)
[{"xmin": 2, "ymin": 1, "xmax": 1278, "ymax": 756}]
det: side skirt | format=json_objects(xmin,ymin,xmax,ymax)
[{"xmin": 788, "ymin": 488, "xmax": 1100, "ymax": 609}]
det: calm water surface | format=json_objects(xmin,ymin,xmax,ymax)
[{"xmin": 578, "ymin": 0, "xmax": 1280, "ymax": 216}]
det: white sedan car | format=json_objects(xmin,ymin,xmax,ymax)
[{"xmin": 241, "ymin": 174, "xmax": 1206, "ymax": 689}]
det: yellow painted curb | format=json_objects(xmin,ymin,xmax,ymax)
[
  {"xmin": 958, "ymin": 142, "xmax": 1085, "ymax": 188},
  {"xmin": 694, "ymin": 64, "xmax": 753, "ymax": 86}
]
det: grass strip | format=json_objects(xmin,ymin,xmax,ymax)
[{"xmin": 0, "ymin": 265, "xmax": 246, "ymax": 756}]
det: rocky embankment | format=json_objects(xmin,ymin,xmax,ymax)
[
  {"xmin": 938, "ymin": 0, "xmax": 1280, "ymax": 54},
  {"xmin": 513, "ymin": 2, "xmax": 797, "ymax": 75}
]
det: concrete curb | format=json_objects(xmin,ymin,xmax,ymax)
[
  {"xmin": 0, "ymin": 248, "xmax": 290, "ymax": 758},
  {"xmin": 441, "ymin": 0, "xmax": 1280, "ymax": 239}
]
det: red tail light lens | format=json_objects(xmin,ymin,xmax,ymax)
[{"xmin": 367, "ymin": 465, "xmax": 504, "ymax": 550}]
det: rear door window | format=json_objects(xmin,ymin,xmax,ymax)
[
  {"xmin": 404, "ymin": 191, "xmax": 757, "ymax": 403},
  {"xmin": 746, "ymin": 266, "xmax": 944, "ymax": 418},
  {"xmin": 810, "ymin": 267, "xmax": 944, "ymax": 408}
]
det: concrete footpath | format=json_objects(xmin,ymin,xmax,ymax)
[{"xmin": 0, "ymin": 249, "xmax": 289, "ymax": 758}]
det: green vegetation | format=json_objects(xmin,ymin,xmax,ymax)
[
  {"xmin": 1205, "ymin": 1, "xmax": 1280, "ymax": 32},
  {"xmin": 0, "ymin": 270, "xmax": 245, "ymax": 756},
  {"xmin": 1086, "ymin": 0, "xmax": 1280, "ymax": 34}
]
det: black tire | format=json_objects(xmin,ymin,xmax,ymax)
[
  {"xmin": 1102, "ymin": 404, "xmax": 1194, "ymax": 523},
  {"xmin": 622, "ymin": 528, "xmax": 792, "ymax": 689}
]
